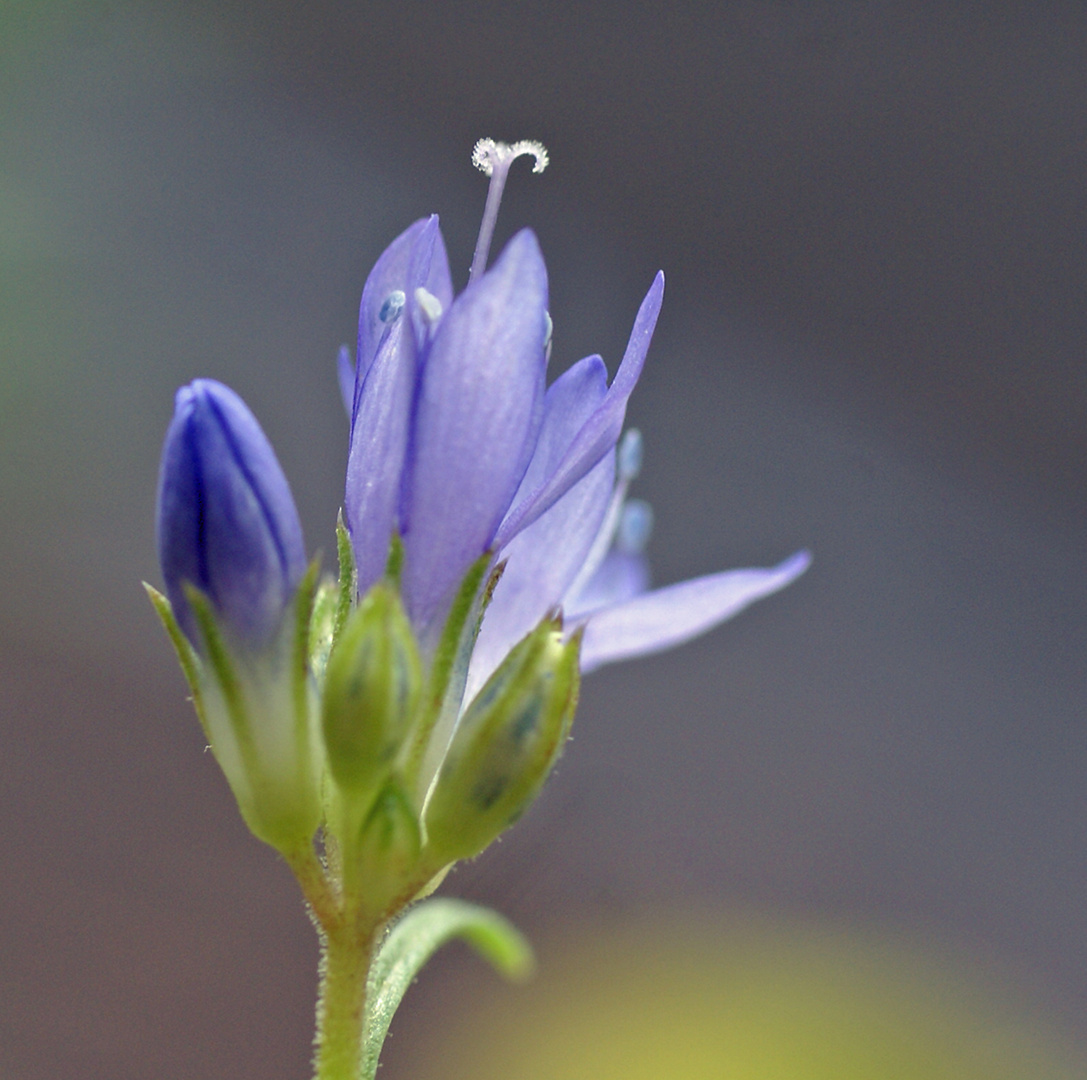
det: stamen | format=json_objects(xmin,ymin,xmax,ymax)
[
  {"xmin": 469, "ymin": 138, "xmax": 549, "ymax": 282},
  {"xmin": 617, "ymin": 499, "xmax": 653, "ymax": 555},
  {"xmin": 379, "ymin": 290, "xmax": 406, "ymax": 323},
  {"xmin": 414, "ymin": 287, "xmax": 443, "ymax": 324},
  {"xmin": 617, "ymin": 429, "xmax": 643, "ymax": 481}
]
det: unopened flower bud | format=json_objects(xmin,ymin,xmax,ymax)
[
  {"xmin": 424, "ymin": 618, "xmax": 579, "ymax": 863},
  {"xmin": 156, "ymin": 378, "xmax": 306, "ymax": 652},
  {"xmin": 321, "ymin": 583, "xmax": 422, "ymax": 802},
  {"xmin": 151, "ymin": 379, "xmax": 320, "ymax": 855},
  {"xmin": 354, "ymin": 782, "xmax": 423, "ymax": 914}
]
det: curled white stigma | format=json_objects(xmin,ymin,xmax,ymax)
[
  {"xmin": 469, "ymin": 137, "xmax": 550, "ymax": 282},
  {"xmin": 472, "ymin": 138, "xmax": 549, "ymax": 177}
]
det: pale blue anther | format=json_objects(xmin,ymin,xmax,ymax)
[
  {"xmin": 617, "ymin": 499, "xmax": 653, "ymax": 554},
  {"xmin": 618, "ymin": 428, "xmax": 643, "ymax": 481},
  {"xmin": 379, "ymin": 290, "xmax": 406, "ymax": 323}
]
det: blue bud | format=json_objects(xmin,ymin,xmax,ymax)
[{"xmin": 156, "ymin": 379, "xmax": 306, "ymax": 651}]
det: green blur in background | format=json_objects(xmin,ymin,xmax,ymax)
[
  {"xmin": 403, "ymin": 917, "xmax": 1081, "ymax": 1080},
  {"xmin": 4, "ymin": 5, "xmax": 1087, "ymax": 1077}
]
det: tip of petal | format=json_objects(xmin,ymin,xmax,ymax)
[
  {"xmin": 777, "ymin": 548, "xmax": 813, "ymax": 580},
  {"xmin": 576, "ymin": 547, "xmax": 812, "ymax": 673},
  {"xmin": 498, "ymin": 227, "xmax": 543, "ymax": 263}
]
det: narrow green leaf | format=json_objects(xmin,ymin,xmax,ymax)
[{"xmin": 360, "ymin": 899, "xmax": 533, "ymax": 1080}]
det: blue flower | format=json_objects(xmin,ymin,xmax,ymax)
[
  {"xmin": 344, "ymin": 216, "xmax": 549, "ymax": 641},
  {"xmin": 342, "ymin": 209, "xmax": 809, "ymax": 697},
  {"xmin": 148, "ymin": 137, "xmax": 812, "ymax": 920},
  {"xmin": 156, "ymin": 378, "xmax": 307, "ymax": 651}
]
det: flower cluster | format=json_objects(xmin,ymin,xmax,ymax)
[{"xmin": 150, "ymin": 139, "xmax": 809, "ymax": 921}]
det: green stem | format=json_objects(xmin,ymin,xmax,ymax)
[
  {"xmin": 285, "ymin": 845, "xmax": 340, "ymax": 930},
  {"xmin": 313, "ymin": 922, "xmax": 375, "ymax": 1080}
]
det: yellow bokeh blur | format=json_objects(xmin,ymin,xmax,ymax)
[{"xmin": 406, "ymin": 915, "xmax": 1083, "ymax": 1080}]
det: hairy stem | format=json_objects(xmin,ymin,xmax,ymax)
[
  {"xmin": 285, "ymin": 844, "xmax": 340, "ymax": 930},
  {"xmin": 313, "ymin": 922, "xmax": 375, "ymax": 1080}
]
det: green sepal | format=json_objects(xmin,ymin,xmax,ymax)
[
  {"xmin": 183, "ymin": 582, "xmax": 253, "ymax": 757},
  {"xmin": 143, "ymin": 582, "xmax": 209, "ymax": 742},
  {"xmin": 290, "ymin": 559, "xmax": 321, "ymax": 737},
  {"xmin": 404, "ymin": 552, "xmax": 500, "ymax": 795},
  {"xmin": 423, "ymin": 618, "xmax": 581, "ymax": 864},
  {"xmin": 334, "ymin": 509, "xmax": 356, "ymax": 644},
  {"xmin": 411, "ymin": 862, "xmax": 452, "ymax": 902},
  {"xmin": 383, "ymin": 530, "xmax": 405, "ymax": 588},
  {"xmin": 360, "ymin": 899, "xmax": 533, "ymax": 1080},
  {"xmin": 428, "ymin": 552, "xmax": 493, "ymax": 713},
  {"xmin": 173, "ymin": 571, "xmax": 323, "ymax": 856},
  {"xmin": 308, "ymin": 577, "xmax": 338, "ymax": 687}
]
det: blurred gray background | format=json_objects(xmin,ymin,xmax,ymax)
[{"xmin": 2, "ymin": 3, "xmax": 1086, "ymax": 1077}]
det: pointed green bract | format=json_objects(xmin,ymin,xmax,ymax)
[
  {"xmin": 427, "ymin": 551, "xmax": 494, "ymax": 715},
  {"xmin": 291, "ymin": 560, "xmax": 321, "ymax": 732},
  {"xmin": 185, "ymin": 582, "xmax": 251, "ymax": 748}
]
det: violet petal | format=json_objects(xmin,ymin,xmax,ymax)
[
  {"xmin": 401, "ymin": 228, "xmax": 549, "ymax": 633},
  {"xmin": 344, "ymin": 317, "xmax": 416, "ymax": 594},
  {"xmin": 507, "ymin": 354, "xmax": 608, "ymax": 505},
  {"xmin": 336, "ymin": 344, "xmax": 354, "ymax": 416},
  {"xmin": 465, "ymin": 448, "xmax": 616, "ymax": 701},
  {"xmin": 354, "ymin": 216, "xmax": 452, "ymax": 397},
  {"xmin": 563, "ymin": 549, "xmax": 650, "ymax": 620},
  {"xmin": 493, "ymin": 271, "xmax": 664, "ymax": 550},
  {"xmin": 577, "ymin": 549, "xmax": 811, "ymax": 673},
  {"xmin": 157, "ymin": 379, "xmax": 306, "ymax": 650}
]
